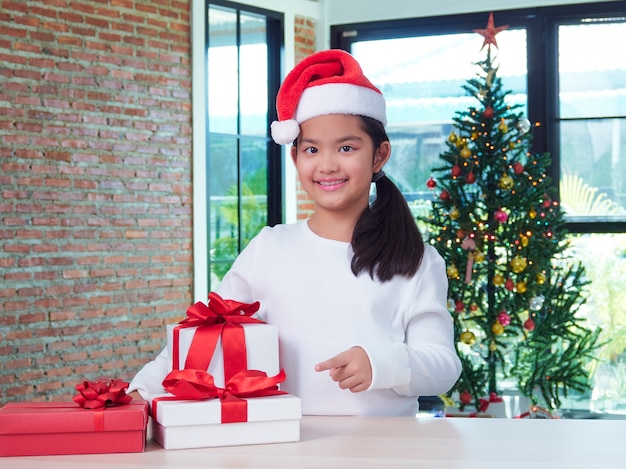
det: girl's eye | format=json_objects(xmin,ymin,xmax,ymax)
[
  {"xmin": 303, "ymin": 147, "xmax": 317, "ymax": 154},
  {"xmin": 340, "ymin": 145, "xmax": 353, "ymax": 152}
]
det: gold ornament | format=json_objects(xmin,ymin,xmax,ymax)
[
  {"xmin": 471, "ymin": 132, "xmax": 478, "ymax": 140},
  {"xmin": 520, "ymin": 234, "xmax": 529, "ymax": 247},
  {"xmin": 474, "ymin": 251, "xmax": 485, "ymax": 263},
  {"xmin": 448, "ymin": 131, "xmax": 457, "ymax": 144},
  {"xmin": 498, "ymin": 119, "xmax": 508, "ymax": 133},
  {"xmin": 489, "ymin": 341, "xmax": 497, "ymax": 352},
  {"xmin": 516, "ymin": 281, "xmax": 527, "ymax": 293},
  {"xmin": 450, "ymin": 207, "xmax": 460, "ymax": 220},
  {"xmin": 536, "ymin": 272, "xmax": 546, "ymax": 285},
  {"xmin": 529, "ymin": 208, "xmax": 537, "ymax": 219},
  {"xmin": 493, "ymin": 273, "xmax": 504, "ymax": 286},
  {"xmin": 460, "ymin": 331, "xmax": 476, "ymax": 345},
  {"xmin": 460, "ymin": 147, "xmax": 472, "ymax": 159},
  {"xmin": 499, "ymin": 174, "xmax": 514, "ymax": 190},
  {"xmin": 511, "ymin": 255, "xmax": 528, "ymax": 273},
  {"xmin": 492, "ymin": 322, "xmax": 505, "ymax": 335},
  {"xmin": 446, "ymin": 265, "xmax": 459, "ymax": 279}
]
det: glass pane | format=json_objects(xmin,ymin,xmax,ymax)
[
  {"xmin": 559, "ymin": 23, "xmax": 626, "ymax": 119},
  {"xmin": 240, "ymin": 137, "xmax": 268, "ymax": 247},
  {"xmin": 240, "ymin": 14, "xmax": 268, "ymax": 136},
  {"xmin": 208, "ymin": 6, "xmax": 238, "ymax": 134},
  {"xmin": 560, "ymin": 118, "xmax": 626, "ymax": 219},
  {"xmin": 209, "ymin": 135, "xmax": 239, "ymax": 281},
  {"xmin": 558, "ymin": 22, "xmax": 626, "ymax": 222},
  {"xmin": 352, "ymin": 29, "xmax": 527, "ymax": 205},
  {"xmin": 561, "ymin": 233, "xmax": 626, "ymax": 414}
]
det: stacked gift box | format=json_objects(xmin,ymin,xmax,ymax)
[{"xmin": 147, "ymin": 292, "xmax": 302, "ymax": 449}]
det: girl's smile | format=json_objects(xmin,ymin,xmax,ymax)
[{"xmin": 316, "ymin": 178, "xmax": 348, "ymax": 191}]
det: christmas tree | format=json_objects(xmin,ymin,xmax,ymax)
[{"xmin": 424, "ymin": 14, "xmax": 601, "ymax": 411}]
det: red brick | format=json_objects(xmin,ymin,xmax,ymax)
[{"xmin": 0, "ymin": 0, "xmax": 193, "ymax": 404}]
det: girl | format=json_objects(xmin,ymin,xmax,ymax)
[{"xmin": 130, "ymin": 49, "xmax": 461, "ymax": 416}]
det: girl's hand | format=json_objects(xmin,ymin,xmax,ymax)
[{"xmin": 314, "ymin": 346, "xmax": 372, "ymax": 392}]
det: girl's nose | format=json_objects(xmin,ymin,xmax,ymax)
[{"xmin": 317, "ymin": 149, "xmax": 339, "ymax": 172}]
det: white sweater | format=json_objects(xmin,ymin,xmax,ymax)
[{"xmin": 129, "ymin": 221, "xmax": 461, "ymax": 416}]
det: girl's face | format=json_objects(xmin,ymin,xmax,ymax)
[{"xmin": 291, "ymin": 114, "xmax": 390, "ymax": 219}]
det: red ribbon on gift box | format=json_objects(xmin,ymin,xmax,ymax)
[
  {"xmin": 172, "ymin": 292, "xmax": 263, "ymax": 382},
  {"xmin": 153, "ymin": 368, "xmax": 286, "ymax": 423},
  {"xmin": 478, "ymin": 392, "xmax": 503, "ymax": 413},
  {"xmin": 73, "ymin": 379, "xmax": 132, "ymax": 410}
]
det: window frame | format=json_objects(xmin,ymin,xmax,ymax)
[
  {"xmin": 192, "ymin": 0, "xmax": 284, "ymax": 300},
  {"xmin": 330, "ymin": 1, "xmax": 626, "ymax": 234}
]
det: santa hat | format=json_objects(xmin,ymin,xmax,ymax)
[{"xmin": 270, "ymin": 49, "xmax": 387, "ymax": 145}]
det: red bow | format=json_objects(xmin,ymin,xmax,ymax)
[
  {"xmin": 173, "ymin": 293, "xmax": 263, "ymax": 381},
  {"xmin": 73, "ymin": 379, "xmax": 132, "ymax": 409},
  {"xmin": 478, "ymin": 392, "xmax": 503, "ymax": 412},
  {"xmin": 154, "ymin": 368, "xmax": 286, "ymax": 423}
]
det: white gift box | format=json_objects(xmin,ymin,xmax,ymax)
[
  {"xmin": 445, "ymin": 392, "xmax": 530, "ymax": 418},
  {"xmin": 150, "ymin": 393, "xmax": 302, "ymax": 449},
  {"xmin": 487, "ymin": 393, "xmax": 530, "ymax": 418},
  {"xmin": 167, "ymin": 323, "xmax": 279, "ymax": 388}
]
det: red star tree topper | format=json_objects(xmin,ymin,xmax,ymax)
[{"xmin": 474, "ymin": 12, "xmax": 509, "ymax": 50}]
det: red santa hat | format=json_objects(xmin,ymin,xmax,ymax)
[{"xmin": 270, "ymin": 49, "xmax": 387, "ymax": 145}]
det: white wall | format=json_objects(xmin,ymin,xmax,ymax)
[{"xmin": 325, "ymin": 0, "xmax": 618, "ymax": 25}]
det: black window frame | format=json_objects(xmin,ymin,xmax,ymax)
[
  {"xmin": 206, "ymin": 0, "xmax": 284, "ymax": 291},
  {"xmin": 331, "ymin": 0, "xmax": 626, "ymax": 235}
]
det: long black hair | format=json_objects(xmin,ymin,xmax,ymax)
[{"xmin": 351, "ymin": 116, "xmax": 425, "ymax": 282}]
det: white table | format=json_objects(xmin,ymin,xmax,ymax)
[{"xmin": 1, "ymin": 415, "xmax": 624, "ymax": 468}]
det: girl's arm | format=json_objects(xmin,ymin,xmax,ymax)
[{"xmin": 363, "ymin": 248, "xmax": 462, "ymax": 397}]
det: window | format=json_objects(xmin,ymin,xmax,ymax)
[
  {"xmin": 195, "ymin": 1, "xmax": 283, "ymax": 295},
  {"xmin": 332, "ymin": 1, "xmax": 626, "ymax": 414},
  {"xmin": 554, "ymin": 19, "xmax": 626, "ymax": 226}
]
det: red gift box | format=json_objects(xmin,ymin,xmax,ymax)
[{"xmin": 0, "ymin": 399, "xmax": 149, "ymax": 457}]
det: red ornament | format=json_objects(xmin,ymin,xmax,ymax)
[
  {"xmin": 505, "ymin": 278, "xmax": 515, "ymax": 291},
  {"xmin": 451, "ymin": 164, "xmax": 462, "ymax": 177},
  {"xmin": 474, "ymin": 12, "xmax": 509, "ymax": 50},
  {"xmin": 498, "ymin": 311, "xmax": 511, "ymax": 326},
  {"xmin": 513, "ymin": 162, "xmax": 524, "ymax": 174},
  {"xmin": 426, "ymin": 177, "xmax": 437, "ymax": 189},
  {"xmin": 494, "ymin": 209, "xmax": 509, "ymax": 223},
  {"xmin": 466, "ymin": 171, "xmax": 476, "ymax": 184},
  {"xmin": 483, "ymin": 106, "xmax": 495, "ymax": 119},
  {"xmin": 455, "ymin": 300, "xmax": 465, "ymax": 313},
  {"xmin": 460, "ymin": 390, "xmax": 472, "ymax": 405},
  {"xmin": 524, "ymin": 318, "xmax": 536, "ymax": 331},
  {"xmin": 440, "ymin": 190, "xmax": 450, "ymax": 201}
]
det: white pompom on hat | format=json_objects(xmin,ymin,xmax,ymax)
[{"xmin": 270, "ymin": 49, "xmax": 387, "ymax": 145}]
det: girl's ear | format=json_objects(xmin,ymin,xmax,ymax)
[
  {"xmin": 290, "ymin": 143, "xmax": 297, "ymax": 165},
  {"xmin": 373, "ymin": 141, "xmax": 391, "ymax": 172}
]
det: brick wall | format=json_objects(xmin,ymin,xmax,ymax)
[
  {"xmin": 0, "ymin": 0, "xmax": 193, "ymax": 404},
  {"xmin": 293, "ymin": 15, "xmax": 316, "ymax": 220}
]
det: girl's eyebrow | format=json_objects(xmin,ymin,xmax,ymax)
[{"xmin": 300, "ymin": 135, "xmax": 364, "ymax": 145}]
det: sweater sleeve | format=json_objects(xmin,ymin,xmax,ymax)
[
  {"xmin": 362, "ymin": 247, "xmax": 461, "ymax": 397},
  {"xmin": 127, "ymin": 346, "xmax": 170, "ymax": 399}
]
